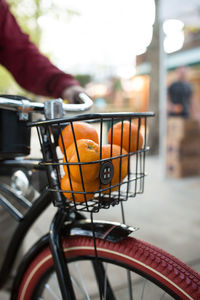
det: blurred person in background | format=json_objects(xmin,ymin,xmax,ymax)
[
  {"xmin": 167, "ymin": 66, "xmax": 193, "ymax": 118},
  {"xmin": 167, "ymin": 66, "xmax": 200, "ymax": 119}
]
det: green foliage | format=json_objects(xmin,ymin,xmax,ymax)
[
  {"xmin": 74, "ymin": 74, "xmax": 92, "ymax": 87},
  {"xmin": 7, "ymin": 0, "xmax": 80, "ymax": 45},
  {"xmin": 7, "ymin": 0, "xmax": 42, "ymax": 45},
  {"xmin": 0, "ymin": 0, "xmax": 79, "ymax": 95}
]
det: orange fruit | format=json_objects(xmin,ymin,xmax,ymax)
[
  {"xmin": 60, "ymin": 174, "xmax": 99, "ymax": 203},
  {"xmin": 63, "ymin": 139, "xmax": 100, "ymax": 183},
  {"xmin": 100, "ymin": 144, "xmax": 128, "ymax": 193},
  {"xmin": 107, "ymin": 121, "xmax": 143, "ymax": 153},
  {"xmin": 58, "ymin": 122, "xmax": 99, "ymax": 154}
]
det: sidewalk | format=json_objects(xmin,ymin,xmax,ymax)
[{"xmin": 1, "ymin": 155, "xmax": 200, "ymax": 299}]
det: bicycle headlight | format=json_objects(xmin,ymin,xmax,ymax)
[{"xmin": 11, "ymin": 170, "xmax": 30, "ymax": 196}]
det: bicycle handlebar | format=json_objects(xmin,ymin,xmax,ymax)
[
  {"xmin": 63, "ymin": 93, "xmax": 93, "ymax": 112},
  {"xmin": 0, "ymin": 92, "xmax": 93, "ymax": 114}
]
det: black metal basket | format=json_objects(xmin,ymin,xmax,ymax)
[{"xmin": 31, "ymin": 112, "xmax": 153, "ymax": 213}]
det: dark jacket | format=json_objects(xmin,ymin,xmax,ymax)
[
  {"xmin": 168, "ymin": 80, "xmax": 192, "ymax": 117},
  {"xmin": 0, "ymin": 0, "xmax": 79, "ymax": 97}
]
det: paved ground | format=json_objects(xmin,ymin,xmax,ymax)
[{"xmin": 1, "ymin": 154, "xmax": 200, "ymax": 299}]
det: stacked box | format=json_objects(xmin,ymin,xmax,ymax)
[{"xmin": 166, "ymin": 118, "xmax": 200, "ymax": 178}]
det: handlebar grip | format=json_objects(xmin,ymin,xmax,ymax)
[{"xmin": 62, "ymin": 92, "xmax": 93, "ymax": 112}]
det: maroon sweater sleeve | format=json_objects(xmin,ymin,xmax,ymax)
[{"xmin": 0, "ymin": 0, "xmax": 79, "ymax": 98}]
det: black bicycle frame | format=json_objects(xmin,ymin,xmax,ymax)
[
  {"xmin": 0, "ymin": 161, "xmax": 133, "ymax": 300},
  {"xmin": 0, "ymin": 185, "xmax": 52, "ymax": 288},
  {"xmin": 0, "ymin": 159, "xmax": 111, "ymax": 300},
  {"xmin": 0, "ymin": 151, "xmax": 82, "ymax": 298},
  {"xmin": 49, "ymin": 209, "xmax": 77, "ymax": 300}
]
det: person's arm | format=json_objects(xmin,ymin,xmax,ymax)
[{"xmin": 0, "ymin": 0, "xmax": 80, "ymax": 99}]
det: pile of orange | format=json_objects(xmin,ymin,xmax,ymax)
[
  {"xmin": 107, "ymin": 121, "xmax": 143, "ymax": 153},
  {"xmin": 59, "ymin": 120, "xmax": 143, "ymax": 203},
  {"xmin": 59, "ymin": 122, "xmax": 100, "ymax": 203}
]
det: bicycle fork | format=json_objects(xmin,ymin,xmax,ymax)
[
  {"xmin": 49, "ymin": 209, "xmax": 116, "ymax": 300},
  {"xmin": 49, "ymin": 208, "xmax": 137, "ymax": 300},
  {"xmin": 49, "ymin": 208, "xmax": 76, "ymax": 300}
]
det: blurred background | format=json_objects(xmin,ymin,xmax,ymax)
[
  {"xmin": 1, "ymin": 4, "xmax": 200, "ymax": 299},
  {"xmin": 1, "ymin": 0, "xmax": 200, "ymax": 176},
  {"xmin": 0, "ymin": 0, "xmax": 200, "ymax": 178}
]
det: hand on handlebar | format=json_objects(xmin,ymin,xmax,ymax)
[
  {"xmin": 0, "ymin": 90, "xmax": 93, "ymax": 114},
  {"xmin": 62, "ymin": 85, "xmax": 86, "ymax": 104}
]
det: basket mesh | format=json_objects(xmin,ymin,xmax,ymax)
[{"xmin": 32, "ymin": 113, "xmax": 151, "ymax": 213}]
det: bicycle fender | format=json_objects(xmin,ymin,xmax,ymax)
[{"xmin": 64, "ymin": 219, "xmax": 139, "ymax": 243}]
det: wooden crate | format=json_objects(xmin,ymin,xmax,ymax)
[
  {"xmin": 166, "ymin": 156, "xmax": 200, "ymax": 178},
  {"xmin": 166, "ymin": 117, "xmax": 200, "ymax": 178},
  {"xmin": 167, "ymin": 117, "xmax": 200, "ymax": 140},
  {"xmin": 166, "ymin": 137, "xmax": 200, "ymax": 158}
]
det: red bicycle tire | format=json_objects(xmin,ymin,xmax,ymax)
[{"xmin": 16, "ymin": 236, "xmax": 200, "ymax": 300}]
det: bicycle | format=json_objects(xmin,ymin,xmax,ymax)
[{"xmin": 0, "ymin": 94, "xmax": 200, "ymax": 300}]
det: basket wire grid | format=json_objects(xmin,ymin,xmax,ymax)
[{"xmin": 33, "ymin": 113, "xmax": 151, "ymax": 213}]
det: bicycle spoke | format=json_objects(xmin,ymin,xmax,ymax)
[
  {"xmin": 71, "ymin": 276, "xmax": 90, "ymax": 300},
  {"xmin": 103, "ymin": 263, "xmax": 108, "ymax": 300},
  {"xmin": 74, "ymin": 262, "xmax": 91, "ymax": 300},
  {"xmin": 140, "ymin": 278, "xmax": 146, "ymax": 300},
  {"xmin": 44, "ymin": 282, "xmax": 61, "ymax": 300},
  {"xmin": 127, "ymin": 270, "xmax": 133, "ymax": 300},
  {"xmin": 160, "ymin": 292, "xmax": 167, "ymax": 300}
]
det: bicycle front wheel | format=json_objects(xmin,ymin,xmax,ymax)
[{"xmin": 15, "ymin": 236, "xmax": 200, "ymax": 300}]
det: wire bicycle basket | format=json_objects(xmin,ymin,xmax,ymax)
[{"xmin": 31, "ymin": 112, "xmax": 154, "ymax": 213}]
